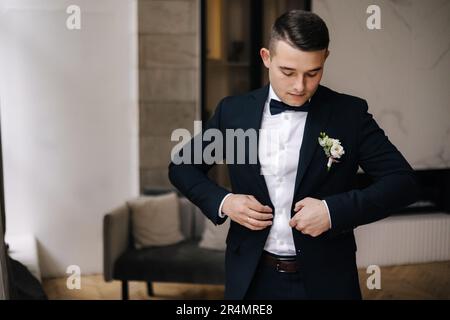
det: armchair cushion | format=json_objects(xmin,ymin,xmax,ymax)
[
  {"xmin": 127, "ymin": 192, "xmax": 184, "ymax": 249},
  {"xmin": 198, "ymin": 216, "xmax": 230, "ymax": 251}
]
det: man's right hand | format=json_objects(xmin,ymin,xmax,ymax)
[{"xmin": 221, "ymin": 194, "xmax": 273, "ymax": 230}]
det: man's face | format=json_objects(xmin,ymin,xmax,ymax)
[{"xmin": 260, "ymin": 40, "xmax": 329, "ymax": 106}]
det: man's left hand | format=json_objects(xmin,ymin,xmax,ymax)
[{"xmin": 289, "ymin": 197, "xmax": 331, "ymax": 237}]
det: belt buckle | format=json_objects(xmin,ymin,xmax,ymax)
[{"xmin": 276, "ymin": 262, "xmax": 287, "ymax": 273}]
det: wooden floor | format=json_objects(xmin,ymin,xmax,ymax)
[{"xmin": 42, "ymin": 261, "xmax": 450, "ymax": 300}]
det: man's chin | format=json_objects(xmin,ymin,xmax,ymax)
[{"xmin": 285, "ymin": 95, "xmax": 309, "ymax": 107}]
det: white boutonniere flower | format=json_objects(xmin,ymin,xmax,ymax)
[{"xmin": 318, "ymin": 132, "xmax": 345, "ymax": 171}]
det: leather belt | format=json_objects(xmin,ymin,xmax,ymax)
[{"xmin": 261, "ymin": 251, "xmax": 299, "ymax": 273}]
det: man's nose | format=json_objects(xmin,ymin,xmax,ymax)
[{"xmin": 293, "ymin": 75, "xmax": 305, "ymax": 92}]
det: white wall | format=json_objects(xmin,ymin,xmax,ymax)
[
  {"xmin": 313, "ymin": 0, "xmax": 450, "ymax": 170},
  {"xmin": 0, "ymin": 0, "xmax": 139, "ymax": 277}
]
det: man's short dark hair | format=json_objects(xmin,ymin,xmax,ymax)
[{"xmin": 269, "ymin": 10, "xmax": 329, "ymax": 54}]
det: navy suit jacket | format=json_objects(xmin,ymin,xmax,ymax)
[{"xmin": 168, "ymin": 84, "xmax": 419, "ymax": 299}]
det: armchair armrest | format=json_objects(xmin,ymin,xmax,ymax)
[{"xmin": 103, "ymin": 203, "xmax": 131, "ymax": 282}]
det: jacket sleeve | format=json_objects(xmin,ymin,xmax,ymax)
[
  {"xmin": 324, "ymin": 101, "xmax": 420, "ymax": 234},
  {"xmin": 168, "ymin": 98, "xmax": 229, "ymax": 225}
]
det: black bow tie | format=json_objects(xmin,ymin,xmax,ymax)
[{"xmin": 269, "ymin": 99, "xmax": 311, "ymax": 115}]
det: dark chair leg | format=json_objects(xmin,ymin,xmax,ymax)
[
  {"xmin": 121, "ymin": 280, "xmax": 129, "ymax": 300},
  {"xmin": 147, "ymin": 281, "xmax": 154, "ymax": 297}
]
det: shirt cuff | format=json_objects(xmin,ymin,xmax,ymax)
[
  {"xmin": 218, "ymin": 193, "xmax": 233, "ymax": 218},
  {"xmin": 322, "ymin": 200, "xmax": 332, "ymax": 229}
]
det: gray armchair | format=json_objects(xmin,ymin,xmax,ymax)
[{"xmin": 103, "ymin": 196, "xmax": 226, "ymax": 299}]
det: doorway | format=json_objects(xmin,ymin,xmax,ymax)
[{"xmin": 201, "ymin": 0, "xmax": 312, "ymax": 188}]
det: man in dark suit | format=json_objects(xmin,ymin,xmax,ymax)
[{"xmin": 169, "ymin": 10, "xmax": 419, "ymax": 299}]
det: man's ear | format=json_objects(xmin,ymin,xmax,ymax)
[
  {"xmin": 325, "ymin": 49, "xmax": 330, "ymax": 60},
  {"xmin": 260, "ymin": 48, "xmax": 271, "ymax": 68}
]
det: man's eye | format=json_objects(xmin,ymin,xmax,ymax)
[
  {"xmin": 307, "ymin": 72, "xmax": 318, "ymax": 77},
  {"xmin": 283, "ymin": 72, "xmax": 293, "ymax": 76}
]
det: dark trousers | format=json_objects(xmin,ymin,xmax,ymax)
[{"xmin": 244, "ymin": 254, "xmax": 307, "ymax": 300}]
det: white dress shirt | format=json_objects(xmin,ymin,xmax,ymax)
[{"xmin": 219, "ymin": 85, "xmax": 331, "ymax": 256}]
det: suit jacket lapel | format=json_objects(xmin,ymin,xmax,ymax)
[
  {"xmin": 247, "ymin": 85, "xmax": 272, "ymax": 205},
  {"xmin": 293, "ymin": 85, "xmax": 333, "ymax": 198}
]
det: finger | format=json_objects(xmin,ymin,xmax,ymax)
[
  {"xmin": 243, "ymin": 221, "xmax": 265, "ymax": 231},
  {"xmin": 247, "ymin": 201, "xmax": 272, "ymax": 213},
  {"xmin": 289, "ymin": 218, "xmax": 297, "ymax": 228},
  {"xmin": 289, "ymin": 213, "xmax": 298, "ymax": 227},
  {"xmin": 246, "ymin": 216, "xmax": 272, "ymax": 228},
  {"xmin": 294, "ymin": 201, "xmax": 306, "ymax": 212},
  {"xmin": 247, "ymin": 196, "xmax": 273, "ymax": 213},
  {"xmin": 246, "ymin": 208, "xmax": 273, "ymax": 221},
  {"xmin": 291, "ymin": 217, "xmax": 305, "ymax": 230},
  {"xmin": 295, "ymin": 221, "xmax": 307, "ymax": 232},
  {"xmin": 289, "ymin": 210, "xmax": 303, "ymax": 227}
]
